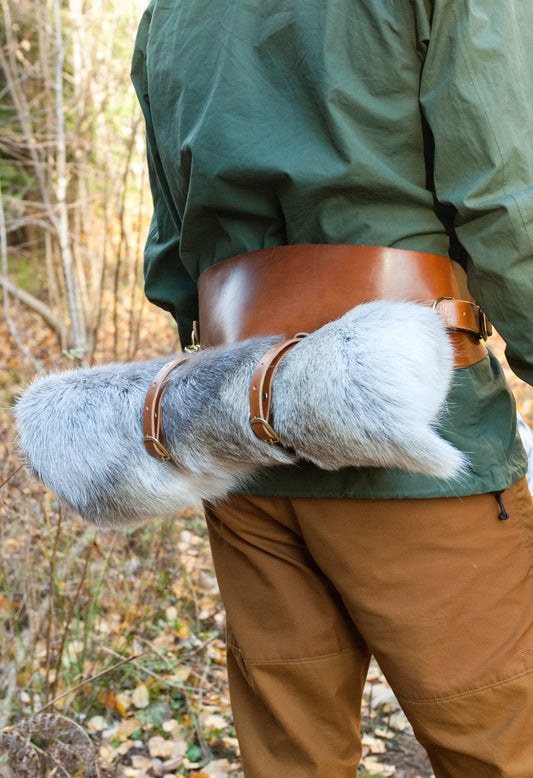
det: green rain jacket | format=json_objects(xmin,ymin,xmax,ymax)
[{"xmin": 131, "ymin": 0, "xmax": 533, "ymax": 499}]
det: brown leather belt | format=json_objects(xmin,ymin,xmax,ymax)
[{"xmin": 197, "ymin": 244, "xmax": 490, "ymax": 368}]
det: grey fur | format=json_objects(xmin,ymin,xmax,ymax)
[{"xmin": 15, "ymin": 300, "xmax": 465, "ymax": 526}]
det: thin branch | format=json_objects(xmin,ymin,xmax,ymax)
[
  {"xmin": 49, "ymin": 540, "xmax": 96, "ymax": 702},
  {"xmin": 0, "ymin": 273, "xmax": 66, "ymax": 342},
  {"xmin": 0, "ymin": 464, "xmax": 24, "ymax": 490},
  {"xmin": 34, "ymin": 652, "xmax": 148, "ymax": 714}
]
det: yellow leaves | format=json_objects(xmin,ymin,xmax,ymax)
[
  {"xmin": 206, "ymin": 640, "xmax": 227, "ymax": 665},
  {"xmin": 97, "ymin": 688, "xmax": 130, "ymax": 716},
  {"xmin": 148, "ymin": 734, "xmax": 188, "ymax": 759},
  {"xmin": 131, "ymin": 683, "xmax": 150, "ymax": 709},
  {"xmin": 98, "ymin": 688, "xmax": 118, "ymax": 713},
  {"xmin": 194, "ymin": 760, "xmax": 232, "ymax": 778},
  {"xmin": 166, "ymin": 666, "xmax": 191, "ymax": 684},
  {"xmin": 151, "ymin": 619, "xmax": 190, "ymax": 650},
  {"xmin": 117, "ymin": 717, "xmax": 144, "ymax": 739},
  {"xmin": 165, "ymin": 605, "xmax": 179, "ymax": 621},
  {"xmin": 202, "ymin": 713, "xmax": 227, "ymax": 733},
  {"xmin": 198, "ymin": 595, "xmax": 218, "ymax": 620},
  {"xmin": 360, "ymin": 756, "xmax": 396, "ymax": 775},
  {"xmin": 0, "ymin": 594, "xmax": 12, "ymax": 618},
  {"xmin": 87, "ymin": 715, "xmax": 110, "ymax": 732},
  {"xmin": 361, "ymin": 734, "xmax": 387, "ymax": 755},
  {"xmin": 115, "ymin": 692, "xmax": 131, "ymax": 716}
]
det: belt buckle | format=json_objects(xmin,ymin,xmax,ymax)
[
  {"xmin": 143, "ymin": 435, "xmax": 172, "ymax": 461},
  {"xmin": 250, "ymin": 417, "xmax": 281, "ymax": 445},
  {"xmin": 478, "ymin": 308, "xmax": 492, "ymax": 341}
]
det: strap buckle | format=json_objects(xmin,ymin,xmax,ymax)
[
  {"xmin": 478, "ymin": 308, "xmax": 492, "ymax": 341},
  {"xmin": 432, "ymin": 296, "xmax": 455, "ymax": 310},
  {"xmin": 433, "ymin": 296, "xmax": 492, "ymax": 342},
  {"xmin": 142, "ymin": 435, "xmax": 172, "ymax": 461},
  {"xmin": 249, "ymin": 417, "xmax": 281, "ymax": 445},
  {"xmin": 184, "ymin": 325, "xmax": 201, "ymax": 353}
]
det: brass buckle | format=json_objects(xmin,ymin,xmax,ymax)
[
  {"xmin": 185, "ymin": 328, "xmax": 201, "ymax": 353},
  {"xmin": 432, "ymin": 296, "xmax": 455, "ymax": 310},
  {"xmin": 142, "ymin": 435, "xmax": 172, "ymax": 461},
  {"xmin": 478, "ymin": 308, "xmax": 492, "ymax": 341},
  {"xmin": 250, "ymin": 417, "xmax": 281, "ymax": 445}
]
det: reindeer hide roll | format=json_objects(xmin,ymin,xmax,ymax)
[{"xmin": 15, "ymin": 300, "xmax": 465, "ymax": 526}]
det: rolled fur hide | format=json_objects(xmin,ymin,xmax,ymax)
[{"xmin": 15, "ymin": 300, "xmax": 465, "ymax": 526}]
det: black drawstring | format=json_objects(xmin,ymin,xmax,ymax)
[{"xmin": 494, "ymin": 491, "xmax": 509, "ymax": 521}]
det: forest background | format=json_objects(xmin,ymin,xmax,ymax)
[{"xmin": 1, "ymin": 1, "xmax": 532, "ymax": 777}]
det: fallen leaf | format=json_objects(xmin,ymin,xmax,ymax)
[
  {"xmin": 132, "ymin": 683, "xmax": 150, "ymax": 709},
  {"xmin": 361, "ymin": 756, "xmax": 396, "ymax": 776},
  {"xmin": 166, "ymin": 605, "xmax": 179, "ymax": 621},
  {"xmin": 388, "ymin": 712, "xmax": 411, "ymax": 731},
  {"xmin": 361, "ymin": 734, "xmax": 387, "ymax": 754},
  {"xmin": 201, "ymin": 758, "xmax": 231, "ymax": 777},
  {"xmin": 88, "ymin": 715, "xmax": 110, "ymax": 732},
  {"xmin": 131, "ymin": 754, "xmax": 152, "ymax": 769},
  {"xmin": 116, "ymin": 691, "xmax": 131, "ymax": 715},
  {"xmin": 168, "ymin": 667, "xmax": 191, "ymax": 683},
  {"xmin": 202, "ymin": 713, "xmax": 227, "ymax": 732},
  {"xmin": 148, "ymin": 735, "xmax": 187, "ymax": 759}
]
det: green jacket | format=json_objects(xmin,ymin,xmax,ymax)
[{"xmin": 131, "ymin": 0, "xmax": 532, "ymax": 499}]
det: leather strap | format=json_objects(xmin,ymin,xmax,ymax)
[
  {"xmin": 433, "ymin": 297, "xmax": 492, "ymax": 339},
  {"xmin": 143, "ymin": 355, "xmax": 191, "ymax": 460},
  {"xmin": 249, "ymin": 334, "xmax": 307, "ymax": 443}
]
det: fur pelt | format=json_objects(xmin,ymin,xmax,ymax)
[{"xmin": 15, "ymin": 300, "xmax": 465, "ymax": 526}]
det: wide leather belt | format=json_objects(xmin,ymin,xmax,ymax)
[{"xmin": 197, "ymin": 244, "xmax": 490, "ymax": 368}]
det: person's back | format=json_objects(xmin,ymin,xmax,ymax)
[{"xmin": 133, "ymin": 0, "xmax": 530, "ymax": 500}]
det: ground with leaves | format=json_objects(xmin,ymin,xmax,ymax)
[{"xmin": 1, "ymin": 303, "xmax": 531, "ymax": 777}]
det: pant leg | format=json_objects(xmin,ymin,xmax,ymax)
[
  {"xmin": 290, "ymin": 477, "xmax": 533, "ymax": 778},
  {"xmin": 203, "ymin": 497, "xmax": 371, "ymax": 778},
  {"xmin": 206, "ymin": 478, "xmax": 533, "ymax": 777}
]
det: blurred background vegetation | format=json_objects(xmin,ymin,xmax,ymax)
[
  {"xmin": 1, "ymin": 0, "xmax": 155, "ymax": 367},
  {"xmin": 0, "ymin": 1, "xmax": 246, "ymax": 775}
]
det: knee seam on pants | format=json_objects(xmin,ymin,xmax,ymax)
[
  {"xmin": 397, "ymin": 665, "xmax": 533, "ymax": 705},
  {"xmin": 227, "ymin": 643, "xmax": 359, "ymax": 666}
]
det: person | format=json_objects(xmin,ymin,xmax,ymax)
[{"xmin": 131, "ymin": 2, "xmax": 533, "ymax": 775}]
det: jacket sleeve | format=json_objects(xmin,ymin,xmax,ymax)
[
  {"xmin": 419, "ymin": 0, "xmax": 533, "ymax": 385},
  {"xmin": 131, "ymin": 1, "xmax": 199, "ymax": 348}
]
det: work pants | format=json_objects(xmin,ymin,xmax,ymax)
[{"xmin": 204, "ymin": 477, "xmax": 533, "ymax": 777}]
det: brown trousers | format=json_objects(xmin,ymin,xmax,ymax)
[{"xmin": 204, "ymin": 477, "xmax": 533, "ymax": 778}]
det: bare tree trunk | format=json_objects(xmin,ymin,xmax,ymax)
[{"xmin": 52, "ymin": 0, "xmax": 87, "ymax": 357}]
